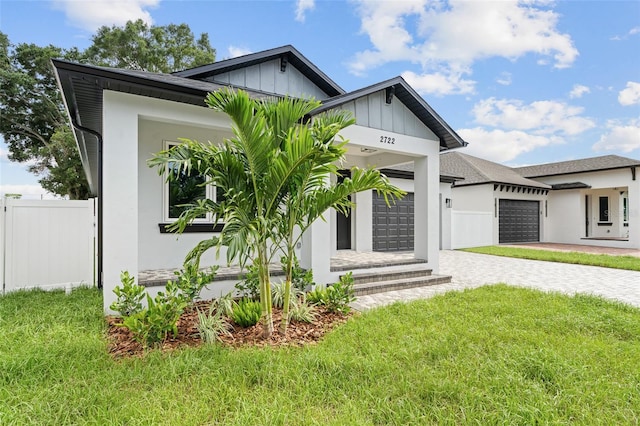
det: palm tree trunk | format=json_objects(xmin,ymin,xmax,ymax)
[
  {"xmin": 257, "ymin": 248, "xmax": 273, "ymax": 338},
  {"xmin": 281, "ymin": 253, "xmax": 294, "ymax": 333}
]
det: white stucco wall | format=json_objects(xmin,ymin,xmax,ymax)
[
  {"xmin": 439, "ymin": 182, "xmax": 453, "ymax": 249},
  {"xmin": 138, "ymin": 119, "xmax": 233, "ymax": 271},
  {"xmin": 535, "ymin": 168, "xmax": 639, "ymax": 248},
  {"xmin": 103, "ymin": 91, "xmax": 231, "ymax": 312}
]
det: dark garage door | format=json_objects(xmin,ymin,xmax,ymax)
[
  {"xmin": 373, "ymin": 192, "xmax": 414, "ymax": 251},
  {"xmin": 499, "ymin": 199, "xmax": 540, "ymax": 243}
]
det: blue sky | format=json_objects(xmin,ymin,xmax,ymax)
[{"xmin": 1, "ymin": 0, "xmax": 639, "ymax": 198}]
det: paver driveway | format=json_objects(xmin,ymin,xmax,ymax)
[{"xmin": 351, "ymin": 250, "xmax": 640, "ymax": 310}]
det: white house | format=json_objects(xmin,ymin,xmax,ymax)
[
  {"xmin": 440, "ymin": 152, "xmax": 640, "ymax": 250},
  {"xmin": 52, "ymin": 45, "xmax": 466, "ymax": 312}
]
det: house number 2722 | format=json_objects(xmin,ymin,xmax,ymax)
[{"xmin": 380, "ymin": 135, "xmax": 395, "ymax": 144}]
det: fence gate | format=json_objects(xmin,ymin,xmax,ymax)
[{"xmin": 1, "ymin": 198, "xmax": 97, "ymax": 294}]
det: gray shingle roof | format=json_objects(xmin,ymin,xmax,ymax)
[
  {"xmin": 516, "ymin": 155, "xmax": 640, "ymax": 178},
  {"xmin": 440, "ymin": 152, "xmax": 551, "ymax": 189}
]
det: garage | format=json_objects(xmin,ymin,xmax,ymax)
[
  {"xmin": 373, "ymin": 192, "xmax": 414, "ymax": 251},
  {"xmin": 499, "ymin": 199, "xmax": 540, "ymax": 243}
]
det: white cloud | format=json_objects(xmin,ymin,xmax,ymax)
[
  {"xmin": 227, "ymin": 46, "xmax": 253, "ymax": 59},
  {"xmin": 402, "ymin": 69, "xmax": 475, "ymax": 96},
  {"xmin": 457, "ymin": 127, "xmax": 561, "ymax": 163},
  {"xmin": 569, "ymin": 84, "xmax": 590, "ymax": 99},
  {"xmin": 496, "ymin": 72, "xmax": 512, "ymax": 86},
  {"xmin": 349, "ymin": 0, "xmax": 578, "ymax": 94},
  {"xmin": 295, "ymin": 0, "xmax": 315, "ymax": 23},
  {"xmin": 52, "ymin": 0, "xmax": 159, "ymax": 32},
  {"xmin": 593, "ymin": 118, "xmax": 640, "ymax": 153},
  {"xmin": 611, "ymin": 26, "xmax": 640, "ymax": 40},
  {"xmin": 0, "ymin": 184, "xmax": 60, "ymax": 200},
  {"xmin": 472, "ymin": 97, "xmax": 595, "ymax": 136},
  {"xmin": 618, "ymin": 81, "xmax": 640, "ymax": 106},
  {"xmin": 0, "ymin": 146, "xmax": 7, "ymax": 161}
]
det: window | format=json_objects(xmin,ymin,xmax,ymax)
[
  {"xmin": 623, "ymin": 192, "xmax": 629, "ymax": 223},
  {"xmin": 164, "ymin": 141, "xmax": 215, "ymax": 223},
  {"xmin": 598, "ymin": 196, "xmax": 609, "ymax": 222}
]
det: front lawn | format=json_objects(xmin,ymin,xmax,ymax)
[
  {"xmin": 1, "ymin": 285, "xmax": 639, "ymax": 424},
  {"xmin": 463, "ymin": 245, "xmax": 640, "ymax": 271}
]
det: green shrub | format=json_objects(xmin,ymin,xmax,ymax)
[
  {"xmin": 272, "ymin": 281, "xmax": 303, "ymax": 309},
  {"xmin": 307, "ymin": 286, "xmax": 328, "ymax": 306},
  {"xmin": 211, "ymin": 291, "xmax": 235, "ymax": 318},
  {"xmin": 196, "ymin": 303, "xmax": 232, "ymax": 344},
  {"xmin": 110, "ymin": 271, "xmax": 145, "ymax": 316},
  {"xmin": 235, "ymin": 263, "xmax": 260, "ymax": 300},
  {"xmin": 232, "ymin": 298, "xmax": 262, "ymax": 327},
  {"xmin": 289, "ymin": 296, "xmax": 317, "ymax": 323},
  {"xmin": 121, "ymin": 281, "xmax": 188, "ymax": 347},
  {"xmin": 308, "ymin": 273, "xmax": 356, "ymax": 314},
  {"xmin": 173, "ymin": 262, "xmax": 218, "ymax": 303}
]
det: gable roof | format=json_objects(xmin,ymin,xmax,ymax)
[
  {"xmin": 440, "ymin": 152, "xmax": 551, "ymax": 189},
  {"xmin": 52, "ymin": 46, "xmax": 467, "ymax": 194},
  {"xmin": 516, "ymin": 155, "xmax": 640, "ymax": 178},
  {"xmin": 309, "ymin": 76, "xmax": 467, "ymax": 151},
  {"xmin": 173, "ymin": 45, "xmax": 345, "ymax": 97}
]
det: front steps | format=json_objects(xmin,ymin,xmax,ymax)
[{"xmin": 346, "ymin": 265, "xmax": 452, "ymax": 296}]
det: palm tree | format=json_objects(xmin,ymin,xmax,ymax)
[
  {"xmin": 273, "ymin": 110, "xmax": 405, "ymax": 331},
  {"xmin": 149, "ymin": 88, "xmax": 404, "ymax": 337}
]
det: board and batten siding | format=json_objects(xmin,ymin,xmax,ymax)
[
  {"xmin": 208, "ymin": 59, "xmax": 330, "ymax": 100},
  {"xmin": 340, "ymin": 90, "xmax": 435, "ymax": 140}
]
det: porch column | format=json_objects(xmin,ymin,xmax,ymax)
[
  {"xmin": 102, "ymin": 91, "xmax": 139, "ymax": 313},
  {"xmin": 354, "ymin": 190, "xmax": 373, "ymax": 252},
  {"xmin": 414, "ymin": 155, "xmax": 440, "ymax": 272},
  {"xmin": 300, "ymin": 214, "xmax": 332, "ymax": 286},
  {"xmin": 630, "ymin": 170, "xmax": 640, "ymax": 248}
]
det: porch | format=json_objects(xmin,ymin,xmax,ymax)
[{"xmin": 138, "ymin": 250, "xmax": 426, "ymax": 287}]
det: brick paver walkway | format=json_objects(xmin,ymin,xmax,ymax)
[{"xmin": 351, "ymin": 250, "xmax": 640, "ymax": 310}]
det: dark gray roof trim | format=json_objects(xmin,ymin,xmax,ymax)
[
  {"xmin": 516, "ymin": 155, "xmax": 640, "ymax": 178},
  {"xmin": 309, "ymin": 76, "xmax": 467, "ymax": 151},
  {"xmin": 551, "ymin": 182, "xmax": 592, "ymax": 190},
  {"xmin": 173, "ymin": 45, "xmax": 345, "ymax": 97}
]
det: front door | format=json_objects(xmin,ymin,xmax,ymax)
[{"xmin": 336, "ymin": 171, "xmax": 351, "ymax": 250}]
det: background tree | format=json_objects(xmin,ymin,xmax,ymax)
[
  {"xmin": 0, "ymin": 35, "xmax": 89, "ymax": 198},
  {"xmin": 0, "ymin": 23, "xmax": 215, "ymax": 199},
  {"xmin": 84, "ymin": 20, "xmax": 215, "ymax": 73}
]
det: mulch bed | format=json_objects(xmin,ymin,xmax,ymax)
[{"xmin": 106, "ymin": 300, "xmax": 354, "ymax": 358}]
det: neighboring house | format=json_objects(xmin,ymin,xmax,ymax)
[
  {"xmin": 440, "ymin": 152, "xmax": 640, "ymax": 250},
  {"xmin": 52, "ymin": 45, "xmax": 466, "ymax": 312}
]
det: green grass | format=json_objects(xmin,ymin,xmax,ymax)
[
  {"xmin": 1, "ymin": 285, "xmax": 639, "ymax": 425},
  {"xmin": 463, "ymin": 245, "xmax": 640, "ymax": 271}
]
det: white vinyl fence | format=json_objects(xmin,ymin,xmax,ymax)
[
  {"xmin": 451, "ymin": 210, "xmax": 493, "ymax": 249},
  {"xmin": 1, "ymin": 198, "xmax": 97, "ymax": 294}
]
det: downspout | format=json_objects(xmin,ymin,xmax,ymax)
[{"xmin": 70, "ymin": 118, "xmax": 103, "ymax": 290}]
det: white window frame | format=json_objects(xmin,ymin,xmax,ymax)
[{"xmin": 163, "ymin": 140, "xmax": 216, "ymax": 223}]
